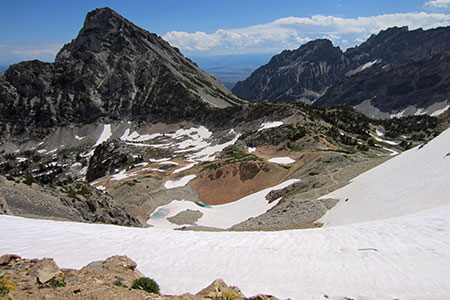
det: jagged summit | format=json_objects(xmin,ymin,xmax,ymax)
[
  {"xmin": 0, "ymin": 7, "xmax": 243, "ymax": 136},
  {"xmin": 232, "ymin": 25, "xmax": 450, "ymax": 117},
  {"xmin": 232, "ymin": 38, "xmax": 348, "ymax": 103},
  {"xmin": 57, "ymin": 7, "xmax": 173, "ymax": 61}
]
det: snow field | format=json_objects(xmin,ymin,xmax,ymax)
[
  {"xmin": 149, "ymin": 179, "xmax": 300, "ymax": 229},
  {"xmin": 319, "ymin": 128, "xmax": 450, "ymax": 226},
  {"xmin": 2, "ymin": 204, "xmax": 450, "ymax": 299}
]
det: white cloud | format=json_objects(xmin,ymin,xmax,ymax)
[
  {"xmin": 0, "ymin": 43, "xmax": 63, "ymax": 66},
  {"xmin": 425, "ymin": 0, "xmax": 450, "ymax": 9},
  {"xmin": 163, "ymin": 12, "xmax": 450, "ymax": 56}
]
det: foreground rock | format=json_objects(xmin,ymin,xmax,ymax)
[{"xmin": 0, "ymin": 254, "xmax": 279, "ymax": 299}]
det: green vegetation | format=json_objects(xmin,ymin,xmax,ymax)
[
  {"xmin": 131, "ymin": 277, "xmax": 160, "ymax": 294},
  {"xmin": 146, "ymin": 147, "xmax": 173, "ymax": 160},
  {"xmin": 201, "ymin": 145, "xmax": 262, "ymax": 172},
  {"xmin": 48, "ymin": 276, "xmax": 66, "ymax": 288},
  {"xmin": 381, "ymin": 115, "xmax": 438, "ymax": 139},
  {"xmin": 22, "ymin": 174, "xmax": 35, "ymax": 186},
  {"xmin": 215, "ymin": 291, "xmax": 238, "ymax": 300},
  {"xmin": 0, "ymin": 276, "xmax": 16, "ymax": 296},
  {"xmin": 63, "ymin": 182, "xmax": 92, "ymax": 201},
  {"xmin": 57, "ymin": 145, "xmax": 89, "ymax": 157}
]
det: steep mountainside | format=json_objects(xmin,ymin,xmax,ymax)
[
  {"xmin": 232, "ymin": 39, "xmax": 348, "ymax": 103},
  {"xmin": 232, "ymin": 26, "xmax": 450, "ymax": 117},
  {"xmin": 315, "ymin": 52, "xmax": 450, "ymax": 117},
  {"xmin": 0, "ymin": 8, "xmax": 243, "ymax": 137}
]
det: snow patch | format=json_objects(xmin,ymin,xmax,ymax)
[
  {"xmin": 164, "ymin": 175, "xmax": 196, "ymax": 189},
  {"xmin": 258, "ymin": 121, "xmax": 283, "ymax": 131},
  {"xmin": 94, "ymin": 124, "xmax": 112, "ymax": 147},
  {"xmin": 268, "ymin": 157, "xmax": 295, "ymax": 164},
  {"xmin": 120, "ymin": 128, "xmax": 162, "ymax": 142},
  {"xmin": 431, "ymin": 104, "xmax": 450, "ymax": 116},
  {"xmin": 247, "ymin": 147, "xmax": 256, "ymax": 153},
  {"xmin": 111, "ymin": 169, "xmax": 129, "ymax": 181},
  {"xmin": 173, "ymin": 162, "xmax": 197, "ymax": 174}
]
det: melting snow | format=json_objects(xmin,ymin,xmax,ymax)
[
  {"xmin": 173, "ymin": 162, "xmax": 197, "ymax": 174},
  {"xmin": 431, "ymin": 104, "xmax": 450, "ymax": 116},
  {"xmin": 111, "ymin": 170, "xmax": 129, "ymax": 181},
  {"xmin": 370, "ymin": 133, "xmax": 399, "ymax": 146},
  {"xmin": 149, "ymin": 179, "xmax": 300, "ymax": 229},
  {"xmin": 375, "ymin": 129, "xmax": 384, "ymax": 136},
  {"xmin": 149, "ymin": 158, "xmax": 171, "ymax": 163},
  {"xmin": 75, "ymin": 135, "xmax": 85, "ymax": 141},
  {"xmin": 164, "ymin": 175, "xmax": 197, "ymax": 189},
  {"xmin": 258, "ymin": 121, "xmax": 283, "ymax": 131},
  {"xmin": 268, "ymin": 157, "xmax": 295, "ymax": 164},
  {"xmin": 94, "ymin": 124, "xmax": 112, "ymax": 147},
  {"xmin": 134, "ymin": 162, "xmax": 149, "ymax": 167},
  {"xmin": 120, "ymin": 128, "xmax": 162, "ymax": 142},
  {"xmin": 158, "ymin": 161, "xmax": 178, "ymax": 166}
]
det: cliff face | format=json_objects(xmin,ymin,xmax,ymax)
[
  {"xmin": 232, "ymin": 39, "xmax": 349, "ymax": 103},
  {"xmin": 0, "ymin": 8, "xmax": 243, "ymax": 136},
  {"xmin": 232, "ymin": 26, "xmax": 450, "ymax": 117},
  {"xmin": 315, "ymin": 52, "xmax": 450, "ymax": 114}
]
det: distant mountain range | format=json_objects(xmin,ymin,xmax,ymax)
[
  {"xmin": 232, "ymin": 26, "xmax": 450, "ymax": 118},
  {"xmin": 190, "ymin": 54, "xmax": 273, "ymax": 89}
]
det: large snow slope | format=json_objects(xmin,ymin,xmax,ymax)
[
  {"xmin": 319, "ymin": 128, "xmax": 450, "ymax": 226},
  {"xmin": 1, "ymin": 128, "xmax": 449, "ymax": 299}
]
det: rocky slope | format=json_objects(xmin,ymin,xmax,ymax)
[
  {"xmin": 232, "ymin": 26, "xmax": 450, "ymax": 117},
  {"xmin": 0, "ymin": 254, "xmax": 276, "ymax": 299},
  {"xmin": 0, "ymin": 176, "xmax": 140, "ymax": 227},
  {"xmin": 232, "ymin": 39, "xmax": 348, "ymax": 103},
  {"xmin": 0, "ymin": 7, "xmax": 243, "ymax": 137},
  {"xmin": 315, "ymin": 52, "xmax": 450, "ymax": 118}
]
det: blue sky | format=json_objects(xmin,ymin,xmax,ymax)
[{"xmin": 0, "ymin": 0, "xmax": 449, "ymax": 65}]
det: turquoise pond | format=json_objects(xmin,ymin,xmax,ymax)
[{"xmin": 150, "ymin": 208, "xmax": 169, "ymax": 219}]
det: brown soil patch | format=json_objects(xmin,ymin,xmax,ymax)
[{"xmin": 190, "ymin": 161, "xmax": 288, "ymax": 205}]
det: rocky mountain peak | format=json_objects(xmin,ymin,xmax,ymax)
[
  {"xmin": 232, "ymin": 38, "xmax": 347, "ymax": 103},
  {"xmin": 0, "ymin": 7, "xmax": 243, "ymax": 137},
  {"xmin": 365, "ymin": 26, "xmax": 409, "ymax": 45},
  {"xmin": 56, "ymin": 7, "xmax": 172, "ymax": 62}
]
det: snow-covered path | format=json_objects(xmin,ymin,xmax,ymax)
[{"xmin": 2, "ymin": 205, "xmax": 450, "ymax": 299}]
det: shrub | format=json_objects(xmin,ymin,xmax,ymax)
[
  {"xmin": 131, "ymin": 277, "xmax": 160, "ymax": 294},
  {"xmin": 0, "ymin": 276, "xmax": 16, "ymax": 296},
  {"xmin": 48, "ymin": 276, "xmax": 66, "ymax": 288}
]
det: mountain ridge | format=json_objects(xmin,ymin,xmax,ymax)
[{"xmin": 232, "ymin": 26, "xmax": 450, "ymax": 117}]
